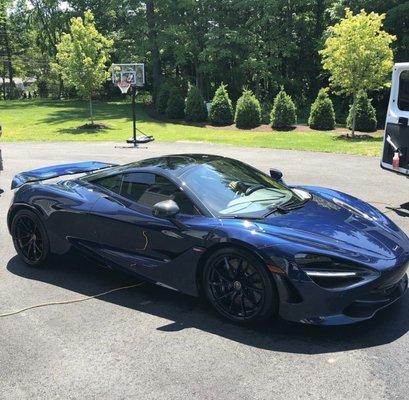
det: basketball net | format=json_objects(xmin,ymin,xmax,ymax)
[{"xmin": 117, "ymin": 80, "xmax": 131, "ymax": 94}]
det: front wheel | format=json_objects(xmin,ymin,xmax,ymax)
[
  {"xmin": 202, "ymin": 248, "xmax": 277, "ymax": 323},
  {"xmin": 11, "ymin": 209, "xmax": 51, "ymax": 267}
]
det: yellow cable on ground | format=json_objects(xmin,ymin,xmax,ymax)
[{"xmin": 0, "ymin": 282, "xmax": 144, "ymax": 318}]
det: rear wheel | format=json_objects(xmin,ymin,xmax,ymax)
[
  {"xmin": 202, "ymin": 248, "xmax": 277, "ymax": 323},
  {"xmin": 11, "ymin": 209, "xmax": 51, "ymax": 267}
]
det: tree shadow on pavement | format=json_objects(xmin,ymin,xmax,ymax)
[
  {"xmin": 386, "ymin": 202, "xmax": 409, "ymax": 218},
  {"xmin": 7, "ymin": 255, "xmax": 409, "ymax": 355}
]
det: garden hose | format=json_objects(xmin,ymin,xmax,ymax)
[{"xmin": 0, "ymin": 282, "xmax": 144, "ymax": 318}]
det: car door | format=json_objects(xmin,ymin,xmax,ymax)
[
  {"xmin": 88, "ymin": 171, "xmax": 215, "ymax": 295},
  {"xmin": 382, "ymin": 63, "xmax": 409, "ymax": 175}
]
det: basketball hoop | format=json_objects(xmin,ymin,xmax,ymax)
[
  {"xmin": 117, "ymin": 81, "xmax": 131, "ymax": 94},
  {"xmin": 110, "ymin": 63, "xmax": 148, "ymax": 148}
]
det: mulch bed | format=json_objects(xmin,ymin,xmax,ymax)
[
  {"xmin": 145, "ymin": 104, "xmax": 381, "ymax": 136},
  {"xmin": 78, "ymin": 123, "xmax": 109, "ymax": 130}
]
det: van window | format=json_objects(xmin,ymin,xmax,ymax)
[{"xmin": 398, "ymin": 70, "xmax": 409, "ymax": 111}]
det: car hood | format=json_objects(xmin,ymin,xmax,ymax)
[{"xmin": 254, "ymin": 186, "xmax": 409, "ymax": 261}]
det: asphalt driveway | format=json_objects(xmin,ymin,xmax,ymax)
[{"xmin": 1, "ymin": 141, "xmax": 409, "ymax": 400}]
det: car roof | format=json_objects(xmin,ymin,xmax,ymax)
[
  {"xmin": 81, "ymin": 154, "xmax": 227, "ymax": 182},
  {"xmin": 123, "ymin": 154, "xmax": 225, "ymax": 177}
]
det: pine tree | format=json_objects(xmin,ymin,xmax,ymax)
[
  {"xmin": 156, "ymin": 83, "xmax": 172, "ymax": 114},
  {"xmin": 166, "ymin": 87, "xmax": 185, "ymax": 119},
  {"xmin": 346, "ymin": 91, "xmax": 377, "ymax": 132},
  {"xmin": 185, "ymin": 85, "xmax": 208, "ymax": 122},
  {"xmin": 308, "ymin": 88, "xmax": 336, "ymax": 130},
  {"xmin": 234, "ymin": 89, "xmax": 261, "ymax": 129},
  {"xmin": 270, "ymin": 89, "xmax": 297, "ymax": 129},
  {"xmin": 209, "ymin": 83, "xmax": 234, "ymax": 125}
]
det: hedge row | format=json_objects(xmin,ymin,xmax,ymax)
[{"xmin": 155, "ymin": 83, "xmax": 377, "ymax": 132}]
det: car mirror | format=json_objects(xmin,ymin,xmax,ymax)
[
  {"xmin": 270, "ymin": 168, "xmax": 283, "ymax": 181},
  {"xmin": 152, "ymin": 199, "xmax": 180, "ymax": 219}
]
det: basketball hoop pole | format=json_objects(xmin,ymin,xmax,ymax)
[
  {"xmin": 112, "ymin": 63, "xmax": 152, "ymax": 148},
  {"xmin": 131, "ymin": 86, "xmax": 137, "ymax": 147}
]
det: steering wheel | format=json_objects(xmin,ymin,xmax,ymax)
[{"xmin": 245, "ymin": 184, "xmax": 265, "ymax": 196}]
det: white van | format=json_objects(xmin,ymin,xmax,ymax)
[{"xmin": 382, "ymin": 63, "xmax": 409, "ymax": 175}]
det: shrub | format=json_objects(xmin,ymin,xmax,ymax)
[
  {"xmin": 234, "ymin": 89, "xmax": 261, "ymax": 129},
  {"xmin": 347, "ymin": 91, "xmax": 377, "ymax": 132},
  {"xmin": 270, "ymin": 89, "xmax": 297, "ymax": 129},
  {"xmin": 156, "ymin": 83, "xmax": 172, "ymax": 114},
  {"xmin": 260, "ymin": 102, "xmax": 272, "ymax": 124},
  {"xmin": 308, "ymin": 88, "xmax": 336, "ymax": 130},
  {"xmin": 210, "ymin": 83, "xmax": 234, "ymax": 125},
  {"xmin": 185, "ymin": 85, "xmax": 208, "ymax": 122},
  {"xmin": 37, "ymin": 79, "xmax": 49, "ymax": 98},
  {"xmin": 166, "ymin": 87, "xmax": 185, "ymax": 119}
]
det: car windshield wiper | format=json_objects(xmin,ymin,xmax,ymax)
[
  {"xmin": 262, "ymin": 206, "xmax": 291, "ymax": 218},
  {"xmin": 262, "ymin": 197, "xmax": 310, "ymax": 218},
  {"xmin": 221, "ymin": 215, "xmax": 261, "ymax": 220}
]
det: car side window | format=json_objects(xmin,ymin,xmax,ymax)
[
  {"xmin": 94, "ymin": 174, "xmax": 123, "ymax": 194},
  {"xmin": 121, "ymin": 173, "xmax": 199, "ymax": 215}
]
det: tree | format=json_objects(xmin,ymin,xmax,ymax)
[
  {"xmin": 346, "ymin": 90, "xmax": 377, "ymax": 132},
  {"xmin": 166, "ymin": 87, "xmax": 185, "ymax": 119},
  {"xmin": 185, "ymin": 85, "xmax": 207, "ymax": 122},
  {"xmin": 320, "ymin": 8, "xmax": 395, "ymax": 136},
  {"xmin": 54, "ymin": 11, "xmax": 113, "ymax": 125},
  {"xmin": 385, "ymin": 2, "xmax": 409, "ymax": 63},
  {"xmin": 308, "ymin": 88, "xmax": 336, "ymax": 130},
  {"xmin": 29, "ymin": 0, "xmax": 70, "ymax": 98},
  {"xmin": 235, "ymin": 89, "xmax": 261, "ymax": 129},
  {"xmin": 0, "ymin": 0, "xmax": 14, "ymax": 99},
  {"xmin": 156, "ymin": 83, "xmax": 172, "ymax": 114},
  {"xmin": 146, "ymin": 0, "xmax": 162, "ymax": 101},
  {"xmin": 270, "ymin": 89, "xmax": 297, "ymax": 129},
  {"xmin": 210, "ymin": 83, "xmax": 234, "ymax": 125}
]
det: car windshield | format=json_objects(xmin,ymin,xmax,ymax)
[{"xmin": 180, "ymin": 158, "xmax": 305, "ymax": 218}]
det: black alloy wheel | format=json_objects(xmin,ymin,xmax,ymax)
[
  {"xmin": 11, "ymin": 209, "xmax": 50, "ymax": 267},
  {"xmin": 203, "ymin": 248, "xmax": 277, "ymax": 323}
]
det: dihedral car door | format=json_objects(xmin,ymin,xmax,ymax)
[
  {"xmin": 88, "ymin": 171, "xmax": 205, "ymax": 269},
  {"xmin": 382, "ymin": 63, "xmax": 409, "ymax": 175}
]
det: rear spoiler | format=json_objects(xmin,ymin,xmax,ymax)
[{"xmin": 11, "ymin": 161, "xmax": 118, "ymax": 189}]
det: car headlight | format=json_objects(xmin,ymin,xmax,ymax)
[{"xmin": 295, "ymin": 253, "xmax": 379, "ymax": 289}]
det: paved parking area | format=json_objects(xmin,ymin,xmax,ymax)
[{"xmin": 1, "ymin": 141, "xmax": 409, "ymax": 399}]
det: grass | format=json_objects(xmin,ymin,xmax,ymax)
[{"xmin": 0, "ymin": 99, "xmax": 383, "ymax": 156}]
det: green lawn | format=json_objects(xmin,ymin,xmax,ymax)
[{"xmin": 0, "ymin": 99, "xmax": 383, "ymax": 156}]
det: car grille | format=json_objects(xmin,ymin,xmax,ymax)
[{"xmin": 344, "ymin": 274, "xmax": 408, "ymax": 319}]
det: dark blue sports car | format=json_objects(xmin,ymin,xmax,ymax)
[{"xmin": 8, "ymin": 154, "xmax": 409, "ymax": 325}]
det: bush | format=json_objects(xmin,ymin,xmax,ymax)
[
  {"xmin": 210, "ymin": 83, "xmax": 234, "ymax": 125},
  {"xmin": 185, "ymin": 85, "xmax": 208, "ymax": 122},
  {"xmin": 308, "ymin": 88, "xmax": 336, "ymax": 130},
  {"xmin": 260, "ymin": 102, "xmax": 272, "ymax": 124},
  {"xmin": 166, "ymin": 87, "xmax": 185, "ymax": 119},
  {"xmin": 37, "ymin": 79, "xmax": 49, "ymax": 98},
  {"xmin": 156, "ymin": 83, "xmax": 172, "ymax": 114},
  {"xmin": 270, "ymin": 89, "xmax": 297, "ymax": 129},
  {"xmin": 347, "ymin": 91, "xmax": 377, "ymax": 132},
  {"xmin": 234, "ymin": 89, "xmax": 261, "ymax": 129}
]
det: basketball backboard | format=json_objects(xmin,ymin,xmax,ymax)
[{"xmin": 111, "ymin": 63, "xmax": 145, "ymax": 93}]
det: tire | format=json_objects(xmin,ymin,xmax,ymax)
[
  {"xmin": 11, "ymin": 209, "xmax": 51, "ymax": 267},
  {"xmin": 202, "ymin": 247, "xmax": 277, "ymax": 323}
]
